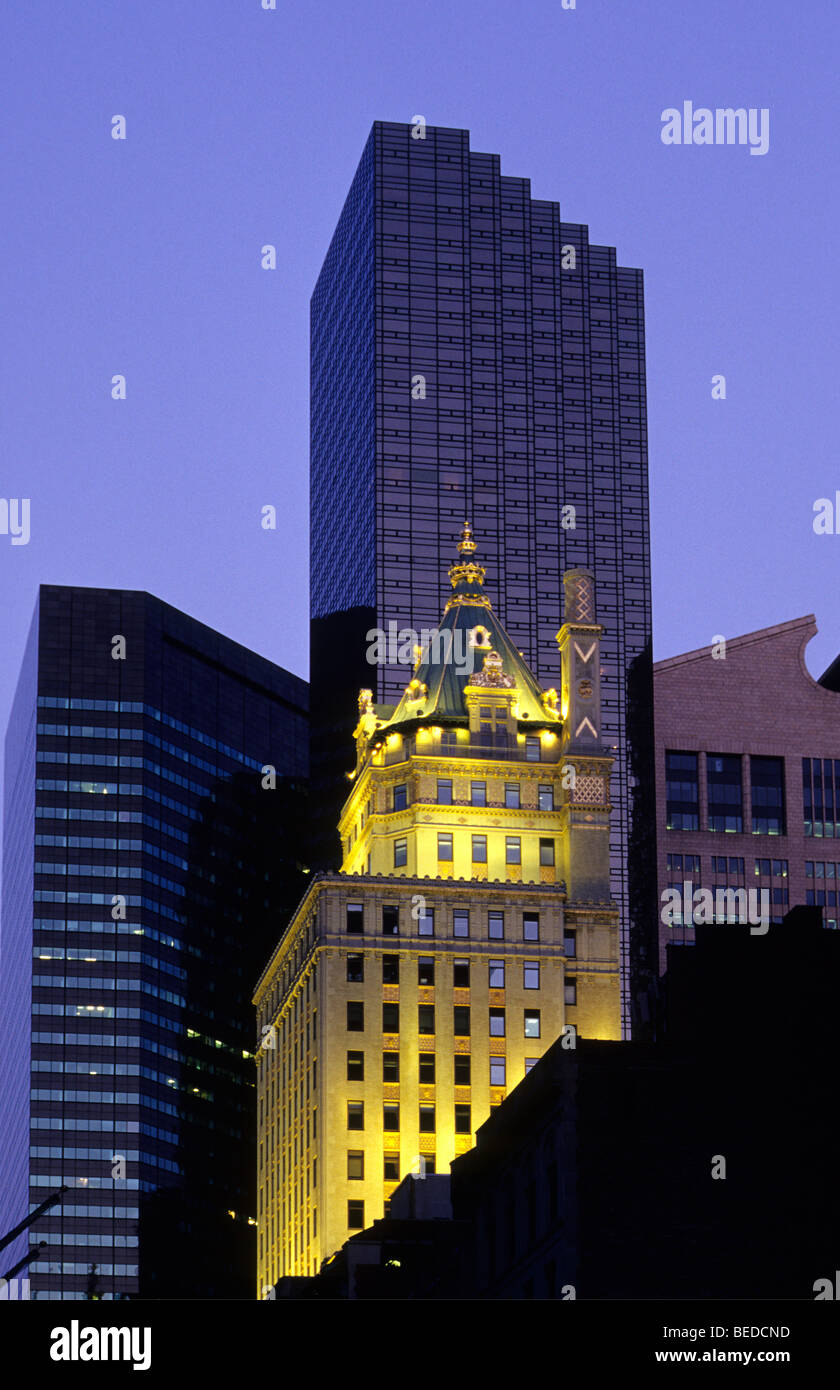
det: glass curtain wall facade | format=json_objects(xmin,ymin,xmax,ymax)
[
  {"xmin": 0, "ymin": 586, "xmax": 308, "ymax": 1298},
  {"xmin": 310, "ymin": 121, "xmax": 655, "ymax": 1033}
]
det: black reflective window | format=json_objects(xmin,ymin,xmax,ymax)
[
  {"xmin": 707, "ymin": 754, "xmax": 742, "ymax": 833},
  {"xmin": 665, "ymin": 751, "xmax": 699, "ymax": 831},
  {"xmin": 750, "ymin": 756, "xmax": 785, "ymax": 835}
]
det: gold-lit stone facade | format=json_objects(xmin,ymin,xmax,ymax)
[{"xmin": 254, "ymin": 528, "xmax": 620, "ymax": 1291}]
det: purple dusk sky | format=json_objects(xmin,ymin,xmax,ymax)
[{"xmin": 2, "ymin": 0, "xmax": 838, "ymax": 829}]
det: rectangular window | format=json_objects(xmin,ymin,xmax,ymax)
[
  {"xmin": 382, "ymin": 905, "xmax": 399, "ymax": 936},
  {"xmin": 437, "ymin": 778, "xmax": 453, "ymax": 805},
  {"xmin": 472, "ymin": 834, "xmax": 487, "ymax": 863},
  {"xmin": 453, "ymin": 909, "xmax": 469, "ymax": 938},
  {"xmin": 454, "ymin": 1103, "xmax": 471, "ymax": 1135},
  {"xmin": 418, "ymin": 1004, "xmax": 435, "ymax": 1035},
  {"xmin": 707, "ymin": 754, "xmax": 743, "ymax": 833},
  {"xmin": 347, "ymin": 1102, "xmax": 364, "ymax": 1131},
  {"xmin": 346, "ymin": 1050, "xmax": 364, "ymax": 1081},
  {"xmin": 384, "ymin": 1155, "xmax": 400, "ymax": 1181},
  {"xmin": 505, "ymin": 836, "xmax": 521, "ymax": 865},
  {"xmin": 539, "ymin": 783, "xmax": 554, "ymax": 811},
  {"xmin": 419, "ymin": 1155, "xmax": 435, "ymax": 1177},
  {"xmin": 524, "ymin": 1009, "xmax": 541, "ymax": 1038},
  {"xmin": 665, "ymin": 750, "xmax": 700, "ymax": 831},
  {"xmin": 393, "ymin": 783, "xmax": 408, "ymax": 811},
  {"xmin": 805, "ymin": 757, "xmax": 839, "ymax": 839},
  {"xmin": 382, "ymin": 953, "xmax": 399, "ymax": 983},
  {"xmin": 417, "ymin": 905, "xmax": 435, "ymax": 936},
  {"xmin": 346, "ymin": 903, "xmax": 364, "ymax": 934},
  {"xmin": 526, "ymin": 737, "xmax": 541, "ymax": 762},
  {"xmin": 419, "ymin": 1104, "xmax": 436, "ymax": 1133},
  {"xmin": 524, "ymin": 1057, "xmax": 539, "ymax": 1074},
  {"xmin": 418, "ymin": 957, "xmax": 435, "ymax": 986},
  {"xmin": 471, "ymin": 781, "xmax": 487, "ymax": 807},
  {"xmin": 453, "ymin": 958, "xmax": 470, "ymax": 988},
  {"xmin": 488, "ymin": 911, "xmax": 504, "ymax": 940},
  {"xmin": 489, "ymin": 1007, "xmax": 506, "ymax": 1037},
  {"xmin": 563, "ymin": 930, "xmax": 576, "ymax": 957},
  {"xmin": 523, "ymin": 912, "xmax": 539, "ymax": 941},
  {"xmin": 454, "ymin": 1054, "xmax": 471, "ymax": 1086},
  {"xmin": 347, "ymin": 1151, "xmax": 364, "ymax": 1180},
  {"xmin": 346, "ymin": 953, "xmax": 364, "ymax": 983},
  {"xmin": 453, "ymin": 1005, "xmax": 471, "ymax": 1037},
  {"xmin": 490, "ymin": 1056, "xmax": 506, "ymax": 1086},
  {"xmin": 383, "ymin": 1104, "xmax": 399, "ymax": 1132},
  {"xmin": 539, "ymin": 838, "xmax": 555, "ymax": 866},
  {"xmin": 505, "ymin": 782, "xmax": 520, "ymax": 809},
  {"xmin": 382, "ymin": 1051, "xmax": 399, "ymax": 1082},
  {"xmin": 437, "ymin": 832, "xmax": 453, "ymax": 861},
  {"xmin": 524, "ymin": 961, "xmax": 540, "ymax": 990},
  {"xmin": 488, "ymin": 958, "xmax": 505, "ymax": 989},
  {"xmin": 393, "ymin": 837, "xmax": 408, "ymax": 868},
  {"xmin": 564, "ymin": 977, "xmax": 577, "ymax": 1006},
  {"xmin": 348, "ymin": 1200, "xmax": 364, "ymax": 1230},
  {"xmin": 419, "ymin": 1052, "xmax": 435, "ymax": 1084},
  {"xmin": 382, "ymin": 1002, "xmax": 399, "ymax": 1033},
  {"xmin": 346, "ymin": 1001, "xmax": 364, "ymax": 1032},
  {"xmin": 750, "ymin": 756, "xmax": 786, "ymax": 835}
]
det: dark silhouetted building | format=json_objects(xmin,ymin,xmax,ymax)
[{"xmin": 0, "ymin": 586, "xmax": 307, "ymax": 1299}]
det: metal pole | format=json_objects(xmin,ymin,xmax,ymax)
[{"xmin": 0, "ymin": 1186, "xmax": 69, "ymax": 1256}]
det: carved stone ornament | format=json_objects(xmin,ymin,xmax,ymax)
[{"xmin": 470, "ymin": 650, "xmax": 515, "ymax": 688}]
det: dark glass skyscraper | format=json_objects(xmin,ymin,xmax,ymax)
[
  {"xmin": 310, "ymin": 120, "xmax": 656, "ymax": 1033},
  {"xmin": 0, "ymin": 586, "xmax": 308, "ymax": 1298}
]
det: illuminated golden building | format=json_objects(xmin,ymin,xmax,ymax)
[{"xmin": 254, "ymin": 526, "xmax": 620, "ymax": 1291}]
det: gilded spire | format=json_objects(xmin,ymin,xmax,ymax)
[
  {"xmin": 448, "ymin": 520, "xmax": 486, "ymax": 592},
  {"xmin": 457, "ymin": 519, "xmax": 477, "ymax": 556}
]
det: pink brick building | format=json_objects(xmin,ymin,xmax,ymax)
[{"xmin": 654, "ymin": 615, "xmax": 840, "ymax": 973}]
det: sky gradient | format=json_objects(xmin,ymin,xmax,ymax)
[{"xmin": 2, "ymin": 0, "xmax": 838, "ymax": 817}]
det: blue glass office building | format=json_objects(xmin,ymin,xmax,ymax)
[
  {"xmin": 0, "ymin": 586, "xmax": 308, "ymax": 1298},
  {"xmin": 310, "ymin": 121, "xmax": 656, "ymax": 1033}
]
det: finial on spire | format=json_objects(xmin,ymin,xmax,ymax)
[
  {"xmin": 448, "ymin": 521, "xmax": 486, "ymax": 593},
  {"xmin": 458, "ymin": 520, "xmax": 477, "ymax": 557}
]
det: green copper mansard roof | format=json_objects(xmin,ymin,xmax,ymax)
[{"xmin": 365, "ymin": 522, "xmax": 562, "ymax": 735}]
